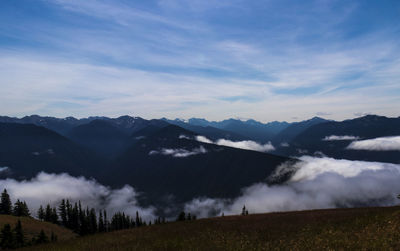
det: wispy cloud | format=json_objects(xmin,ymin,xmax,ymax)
[
  {"xmin": 196, "ymin": 136, "xmax": 275, "ymax": 152},
  {"xmin": 347, "ymin": 136, "xmax": 400, "ymax": 151},
  {"xmin": 0, "ymin": 167, "xmax": 9, "ymax": 172},
  {"xmin": 149, "ymin": 146, "xmax": 207, "ymax": 157},
  {"xmin": 0, "ymin": 0, "xmax": 399, "ymax": 121},
  {"xmin": 323, "ymin": 135, "xmax": 360, "ymax": 141}
]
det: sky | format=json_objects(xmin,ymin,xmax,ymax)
[{"xmin": 0, "ymin": 0, "xmax": 399, "ymax": 122}]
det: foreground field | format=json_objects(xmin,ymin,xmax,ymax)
[
  {"xmin": 0, "ymin": 215, "xmax": 75, "ymax": 241},
  {"xmin": 27, "ymin": 206, "xmax": 400, "ymax": 250}
]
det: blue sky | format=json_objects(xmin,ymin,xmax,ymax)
[{"xmin": 0, "ymin": 0, "xmax": 399, "ymax": 122}]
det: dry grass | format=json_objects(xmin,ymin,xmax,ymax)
[
  {"xmin": 0, "ymin": 215, "xmax": 76, "ymax": 241},
  {"xmin": 25, "ymin": 206, "xmax": 400, "ymax": 250}
]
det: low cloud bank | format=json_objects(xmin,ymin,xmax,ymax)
[
  {"xmin": 196, "ymin": 136, "xmax": 275, "ymax": 152},
  {"xmin": 149, "ymin": 146, "xmax": 207, "ymax": 157},
  {"xmin": 185, "ymin": 156, "xmax": 400, "ymax": 218},
  {"xmin": 0, "ymin": 172, "xmax": 155, "ymax": 221},
  {"xmin": 323, "ymin": 135, "xmax": 360, "ymax": 141},
  {"xmin": 347, "ymin": 136, "xmax": 400, "ymax": 151}
]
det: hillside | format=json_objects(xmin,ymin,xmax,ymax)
[
  {"xmin": 104, "ymin": 125, "xmax": 291, "ymax": 206},
  {"xmin": 0, "ymin": 215, "xmax": 76, "ymax": 241},
  {"xmin": 276, "ymin": 115, "xmax": 400, "ymax": 163},
  {"xmin": 0, "ymin": 123, "xmax": 106, "ymax": 179},
  {"xmin": 27, "ymin": 206, "xmax": 400, "ymax": 250}
]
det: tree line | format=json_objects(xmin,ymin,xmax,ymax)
[{"xmin": 1, "ymin": 188, "xmax": 199, "ymax": 248}]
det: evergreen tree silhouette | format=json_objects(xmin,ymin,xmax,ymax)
[
  {"xmin": 0, "ymin": 189, "xmax": 12, "ymax": 215},
  {"xmin": 35, "ymin": 230, "xmax": 49, "ymax": 244},
  {"xmin": 98, "ymin": 210, "xmax": 105, "ymax": 232},
  {"xmin": 59, "ymin": 199, "xmax": 67, "ymax": 226},
  {"xmin": 37, "ymin": 205, "xmax": 45, "ymax": 221},
  {"xmin": 14, "ymin": 220, "xmax": 25, "ymax": 248},
  {"xmin": 0, "ymin": 223, "xmax": 15, "ymax": 249}
]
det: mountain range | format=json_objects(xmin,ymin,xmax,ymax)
[{"xmin": 1, "ymin": 114, "xmax": 399, "ymax": 212}]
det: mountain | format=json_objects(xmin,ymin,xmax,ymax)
[
  {"xmin": 66, "ymin": 120, "xmax": 129, "ymax": 158},
  {"xmin": 272, "ymin": 117, "xmax": 328, "ymax": 145},
  {"xmin": 277, "ymin": 115, "xmax": 400, "ymax": 163},
  {"xmin": 101, "ymin": 116, "xmax": 169, "ymax": 135},
  {"xmin": 0, "ymin": 115, "xmax": 169, "ymax": 136},
  {"xmin": 0, "ymin": 122, "xmax": 105, "ymax": 179},
  {"xmin": 165, "ymin": 118, "xmax": 290, "ymax": 142},
  {"xmin": 0, "ymin": 115, "xmax": 87, "ymax": 135},
  {"xmin": 103, "ymin": 125, "xmax": 292, "ymax": 206},
  {"xmin": 161, "ymin": 118, "xmax": 247, "ymax": 141}
]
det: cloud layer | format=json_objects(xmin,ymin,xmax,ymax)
[
  {"xmin": 185, "ymin": 156, "xmax": 400, "ymax": 217},
  {"xmin": 195, "ymin": 136, "xmax": 275, "ymax": 152},
  {"xmin": 149, "ymin": 146, "xmax": 207, "ymax": 157},
  {"xmin": 0, "ymin": 172, "xmax": 155, "ymax": 221},
  {"xmin": 347, "ymin": 136, "xmax": 400, "ymax": 151},
  {"xmin": 322, "ymin": 135, "xmax": 360, "ymax": 141}
]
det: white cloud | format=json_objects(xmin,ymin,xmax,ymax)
[
  {"xmin": 322, "ymin": 135, "xmax": 360, "ymax": 141},
  {"xmin": 184, "ymin": 156, "xmax": 400, "ymax": 217},
  {"xmin": 178, "ymin": 134, "xmax": 190, "ymax": 139},
  {"xmin": 280, "ymin": 142, "xmax": 289, "ymax": 147},
  {"xmin": 347, "ymin": 136, "xmax": 400, "ymax": 151},
  {"xmin": 0, "ymin": 167, "xmax": 9, "ymax": 173},
  {"xmin": 0, "ymin": 172, "xmax": 155, "ymax": 221},
  {"xmin": 195, "ymin": 135, "xmax": 275, "ymax": 152},
  {"xmin": 149, "ymin": 146, "xmax": 207, "ymax": 157}
]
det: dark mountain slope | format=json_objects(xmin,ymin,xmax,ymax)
[
  {"xmin": 278, "ymin": 115, "xmax": 400, "ymax": 163},
  {"xmin": 66, "ymin": 120, "xmax": 129, "ymax": 158},
  {"xmin": 161, "ymin": 119, "xmax": 247, "ymax": 141},
  {"xmin": 0, "ymin": 115, "xmax": 169, "ymax": 136},
  {"xmin": 272, "ymin": 117, "xmax": 328, "ymax": 144},
  {"xmin": 104, "ymin": 125, "xmax": 291, "ymax": 205},
  {"xmin": 166, "ymin": 118, "xmax": 290, "ymax": 142},
  {"xmin": 0, "ymin": 115, "xmax": 86, "ymax": 135},
  {"xmin": 0, "ymin": 123, "xmax": 105, "ymax": 179}
]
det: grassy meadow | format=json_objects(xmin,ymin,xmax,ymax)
[
  {"xmin": 0, "ymin": 215, "xmax": 76, "ymax": 242},
  {"xmin": 21, "ymin": 206, "xmax": 400, "ymax": 250}
]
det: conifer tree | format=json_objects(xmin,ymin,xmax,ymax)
[
  {"xmin": 45, "ymin": 204, "xmax": 52, "ymax": 222},
  {"xmin": 177, "ymin": 211, "xmax": 186, "ymax": 221},
  {"xmin": 89, "ymin": 208, "xmax": 97, "ymax": 234},
  {"xmin": 37, "ymin": 205, "xmax": 45, "ymax": 221},
  {"xmin": 14, "ymin": 220, "xmax": 25, "ymax": 248},
  {"xmin": 50, "ymin": 231, "xmax": 58, "ymax": 242},
  {"xmin": 0, "ymin": 223, "xmax": 15, "ymax": 249},
  {"xmin": 13, "ymin": 200, "xmax": 30, "ymax": 217},
  {"xmin": 59, "ymin": 199, "xmax": 67, "ymax": 226},
  {"xmin": 51, "ymin": 207, "xmax": 59, "ymax": 224},
  {"xmin": 35, "ymin": 230, "xmax": 49, "ymax": 244},
  {"xmin": 135, "ymin": 211, "xmax": 141, "ymax": 227},
  {"xmin": 22, "ymin": 201, "xmax": 30, "ymax": 217},
  {"xmin": 66, "ymin": 199, "xmax": 72, "ymax": 228},
  {"xmin": 98, "ymin": 210, "xmax": 105, "ymax": 232},
  {"xmin": 0, "ymin": 189, "xmax": 12, "ymax": 215},
  {"xmin": 71, "ymin": 203, "xmax": 79, "ymax": 233},
  {"xmin": 103, "ymin": 210, "xmax": 108, "ymax": 231}
]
